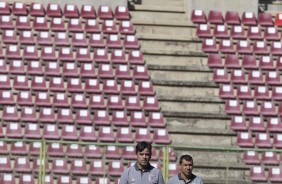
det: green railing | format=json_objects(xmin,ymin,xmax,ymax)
[{"xmin": 1, "ymin": 138, "xmax": 281, "ymax": 184}]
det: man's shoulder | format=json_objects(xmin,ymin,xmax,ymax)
[{"xmin": 168, "ymin": 175, "xmax": 179, "ymax": 182}]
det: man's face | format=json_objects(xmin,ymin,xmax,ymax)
[
  {"xmin": 179, "ymin": 159, "xmax": 193, "ymax": 177},
  {"xmin": 136, "ymin": 148, "xmax": 151, "ymax": 169}
]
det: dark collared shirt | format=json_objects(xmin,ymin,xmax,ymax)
[
  {"xmin": 167, "ymin": 173, "xmax": 204, "ymax": 184},
  {"xmin": 119, "ymin": 163, "xmax": 165, "ymax": 184}
]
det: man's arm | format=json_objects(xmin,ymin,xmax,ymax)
[
  {"xmin": 158, "ymin": 170, "xmax": 165, "ymax": 184},
  {"xmin": 119, "ymin": 169, "xmax": 129, "ymax": 184}
]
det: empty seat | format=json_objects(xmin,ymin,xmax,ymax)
[
  {"xmin": 105, "ymin": 145, "xmax": 121, "ymax": 159},
  {"xmin": 72, "ymin": 33, "xmax": 88, "ymax": 47},
  {"xmin": 119, "ymin": 20, "xmax": 135, "ymax": 35},
  {"xmin": 6, "ymin": 45, "xmax": 21, "ymax": 59},
  {"xmin": 230, "ymin": 25, "xmax": 245, "ymax": 40},
  {"xmin": 2, "ymin": 30, "xmax": 17, "ymax": 44},
  {"xmin": 230, "ymin": 116, "xmax": 248, "ymax": 131},
  {"xmin": 61, "ymin": 125, "xmax": 78, "ymax": 140},
  {"xmin": 10, "ymin": 142, "xmax": 27, "ymax": 155},
  {"xmin": 218, "ymin": 84, "xmax": 235, "ymax": 99},
  {"xmin": 52, "ymin": 159, "xmax": 69, "ymax": 174},
  {"xmin": 0, "ymin": 90, "xmax": 15, "ymax": 105},
  {"xmin": 89, "ymin": 33, "xmax": 105, "ymax": 48},
  {"xmin": 273, "ymin": 134, "xmax": 282, "ymax": 148},
  {"xmin": 249, "ymin": 116, "xmax": 265, "ymax": 132},
  {"xmin": 46, "ymin": 3, "xmax": 62, "ymax": 17},
  {"xmin": 253, "ymin": 41, "xmax": 268, "ymax": 55},
  {"xmin": 103, "ymin": 80, "xmax": 119, "ymax": 94},
  {"xmin": 208, "ymin": 10, "xmax": 223, "ymax": 24},
  {"xmin": 76, "ymin": 48, "xmax": 92, "ymax": 63},
  {"xmin": 115, "ymin": 65, "xmax": 131, "ymax": 79},
  {"xmin": 242, "ymin": 12, "xmax": 257, "ymax": 26},
  {"xmin": 35, "ymin": 92, "xmax": 51, "ymax": 106},
  {"xmin": 49, "ymin": 77, "xmax": 65, "ymax": 92},
  {"xmin": 236, "ymin": 40, "xmax": 252, "ymax": 54},
  {"xmin": 57, "ymin": 176, "xmax": 72, "ymax": 184},
  {"xmin": 89, "ymin": 94, "xmax": 106, "ymax": 110},
  {"xmin": 41, "ymin": 47, "xmax": 57, "ymax": 60},
  {"xmin": 27, "ymin": 60, "xmax": 43, "ymax": 75},
  {"xmin": 59, "ymin": 47, "xmax": 74, "ymax": 61},
  {"xmin": 258, "ymin": 12, "xmax": 273, "ymax": 26},
  {"xmin": 250, "ymin": 166, "xmax": 267, "ymax": 182},
  {"xmin": 269, "ymin": 167, "xmax": 282, "ymax": 182},
  {"xmin": 54, "ymin": 32, "xmax": 70, "ymax": 46},
  {"xmin": 265, "ymin": 70, "xmax": 281, "ymax": 85},
  {"xmin": 130, "ymin": 111, "xmax": 147, "ymax": 127},
  {"xmin": 30, "ymin": 3, "xmax": 45, "ymax": 16},
  {"xmin": 135, "ymin": 128, "xmax": 151, "ymax": 143},
  {"xmin": 98, "ymin": 126, "xmax": 115, "ymax": 142},
  {"xmin": 267, "ymin": 117, "xmax": 282, "ymax": 133},
  {"xmin": 261, "ymin": 151, "xmax": 279, "ymax": 165},
  {"xmin": 21, "ymin": 107, "xmax": 37, "ymax": 122},
  {"xmin": 94, "ymin": 48, "xmax": 109, "ymax": 63},
  {"xmin": 270, "ymin": 42, "xmax": 282, "ymax": 56},
  {"xmin": 67, "ymin": 78, "xmax": 83, "ymax": 92},
  {"xmin": 17, "ymin": 91, "xmax": 33, "ymax": 106},
  {"xmin": 39, "ymin": 108, "xmax": 55, "ymax": 123},
  {"xmin": 242, "ymin": 54, "xmax": 257, "ymax": 69},
  {"xmin": 116, "ymin": 127, "xmax": 134, "ymax": 143},
  {"xmin": 148, "ymin": 112, "xmax": 165, "ymax": 128},
  {"xmin": 237, "ymin": 132, "xmax": 254, "ymax": 147},
  {"xmin": 68, "ymin": 18, "xmax": 83, "ymax": 32},
  {"xmin": 0, "ymin": 2, "xmax": 10, "ymax": 15},
  {"xmin": 115, "ymin": 6, "xmax": 130, "ymax": 20},
  {"xmin": 33, "ymin": 158, "xmax": 49, "ymax": 173},
  {"xmin": 242, "ymin": 100, "xmax": 259, "ymax": 116},
  {"xmin": 37, "ymin": 31, "xmax": 52, "ymax": 45},
  {"xmin": 264, "ymin": 27, "xmax": 280, "ymax": 41},
  {"xmin": 124, "ymin": 35, "xmax": 140, "ymax": 49},
  {"xmin": 259, "ymin": 55, "xmax": 274, "ymax": 70},
  {"xmin": 254, "ymin": 86, "xmax": 270, "ymax": 100},
  {"xmin": 0, "ymin": 74, "xmax": 11, "ymax": 89},
  {"xmin": 273, "ymin": 87, "xmax": 282, "ymax": 101},
  {"xmin": 255, "ymin": 133, "xmax": 272, "ymax": 148},
  {"xmin": 191, "ymin": 9, "xmax": 207, "ymax": 23},
  {"xmin": 213, "ymin": 68, "xmax": 229, "ymax": 83},
  {"xmin": 24, "ymin": 123, "xmax": 41, "ymax": 139},
  {"xmin": 33, "ymin": 17, "xmax": 48, "ymax": 31},
  {"xmin": 0, "ymin": 157, "xmax": 11, "ymax": 172},
  {"xmin": 243, "ymin": 151, "xmax": 260, "ymax": 164},
  {"xmin": 128, "ymin": 50, "xmax": 144, "ymax": 65},
  {"xmin": 85, "ymin": 19, "xmax": 100, "ymax": 33},
  {"xmin": 214, "ymin": 25, "xmax": 229, "ymax": 38},
  {"xmin": 80, "ymin": 63, "xmax": 96, "ymax": 77},
  {"xmin": 98, "ymin": 5, "xmax": 113, "ymax": 19},
  {"xmin": 248, "ymin": 70, "xmax": 264, "ymax": 85},
  {"xmin": 143, "ymin": 96, "xmax": 160, "ymax": 111},
  {"xmin": 53, "ymin": 92, "xmax": 69, "ymax": 107},
  {"xmin": 81, "ymin": 5, "xmax": 96, "ymax": 18},
  {"xmin": 247, "ymin": 26, "xmax": 263, "ymax": 40},
  {"xmin": 202, "ymin": 38, "xmax": 217, "ymax": 53},
  {"xmin": 47, "ymin": 143, "xmax": 64, "ymax": 157},
  {"xmin": 6, "ymin": 122, "xmax": 23, "ymax": 138},
  {"xmin": 90, "ymin": 160, "xmax": 104, "ymax": 176},
  {"xmin": 107, "ymin": 95, "xmax": 124, "ymax": 110},
  {"xmin": 12, "ymin": 2, "xmax": 27, "ymax": 15},
  {"xmin": 125, "ymin": 96, "xmax": 141, "ymax": 111},
  {"xmin": 219, "ymin": 40, "xmax": 234, "ymax": 54},
  {"xmin": 106, "ymin": 34, "xmax": 122, "ymax": 48},
  {"xmin": 85, "ymin": 145, "xmax": 102, "ymax": 159},
  {"xmin": 80, "ymin": 125, "xmax": 97, "ymax": 142},
  {"xmin": 112, "ymin": 111, "xmax": 129, "ymax": 126},
  {"xmin": 76, "ymin": 177, "xmax": 92, "ymax": 184},
  {"xmin": 102, "ymin": 19, "xmax": 117, "ymax": 34},
  {"xmin": 85, "ymin": 79, "xmax": 101, "ymax": 93},
  {"xmin": 120, "ymin": 80, "xmax": 137, "ymax": 95},
  {"xmin": 230, "ymin": 69, "xmax": 246, "ymax": 84},
  {"xmin": 207, "ymin": 54, "xmax": 223, "ymax": 68},
  {"xmin": 153, "ymin": 129, "xmax": 171, "ymax": 144},
  {"xmin": 43, "ymin": 124, "xmax": 60, "ymax": 140},
  {"xmin": 71, "ymin": 93, "xmax": 87, "ymax": 109},
  {"xmin": 122, "ymin": 146, "xmax": 135, "ymax": 160},
  {"xmin": 93, "ymin": 110, "xmax": 111, "ymax": 125},
  {"xmin": 2, "ymin": 106, "xmax": 19, "ymax": 121},
  {"xmin": 64, "ymin": 4, "xmax": 79, "ymax": 18},
  {"xmin": 70, "ymin": 160, "xmax": 88, "ymax": 175},
  {"xmin": 29, "ymin": 142, "xmax": 42, "ymax": 156},
  {"xmin": 0, "ymin": 15, "xmax": 13, "ymax": 29},
  {"xmin": 14, "ymin": 157, "xmax": 31, "ymax": 173},
  {"xmin": 133, "ymin": 65, "xmax": 149, "ymax": 80},
  {"xmin": 108, "ymin": 161, "xmax": 124, "ymax": 177},
  {"xmin": 225, "ymin": 11, "xmax": 240, "ymax": 25},
  {"xmin": 19, "ymin": 175, "xmax": 35, "ymax": 184}
]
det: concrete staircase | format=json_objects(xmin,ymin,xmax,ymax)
[{"xmin": 130, "ymin": 0, "xmax": 253, "ymax": 183}]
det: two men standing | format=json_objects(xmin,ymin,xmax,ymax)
[{"xmin": 119, "ymin": 141, "xmax": 203, "ymax": 184}]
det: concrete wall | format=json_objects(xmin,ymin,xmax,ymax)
[
  {"xmin": 4, "ymin": 0, "xmax": 127, "ymax": 9},
  {"xmin": 186, "ymin": 0, "xmax": 258, "ymax": 19}
]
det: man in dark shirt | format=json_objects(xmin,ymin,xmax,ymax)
[
  {"xmin": 168, "ymin": 154, "xmax": 203, "ymax": 184},
  {"xmin": 119, "ymin": 141, "xmax": 165, "ymax": 184}
]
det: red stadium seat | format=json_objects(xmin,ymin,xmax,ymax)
[
  {"xmin": 267, "ymin": 117, "xmax": 282, "ymax": 133},
  {"xmin": 230, "ymin": 25, "xmax": 246, "ymax": 40},
  {"xmin": 259, "ymin": 55, "xmax": 274, "ymax": 70},
  {"xmin": 3, "ymin": 106, "xmax": 19, "ymax": 121},
  {"xmin": 30, "ymin": 3, "xmax": 45, "ymax": 16},
  {"xmin": 72, "ymin": 33, "xmax": 88, "ymax": 47},
  {"xmin": 49, "ymin": 77, "xmax": 65, "ymax": 92},
  {"xmin": 218, "ymin": 84, "xmax": 235, "ymax": 99},
  {"xmin": 75, "ymin": 109, "xmax": 93, "ymax": 125},
  {"xmin": 115, "ymin": 65, "xmax": 131, "ymax": 79},
  {"xmin": 112, "ymin": 111, "xmax": 129, "ymax": 126},
  {"xmin": 37, "ymin": 31, "xmax": 52, "ymax": 45},
  {"xmin": 273, "ymin": 134, "xmax": 282, "ymax": 148},
  {"xmin": 89, "ymin": 94, "xmax": 106, "ymax": 109},
  {"xmin": 242, "ymin": 100, "xmax": 259, "ymax": 116},
  {"xmin": 107, "ymin": 34, "xmax": 122, "ymax": 48},
  {"xmin": 61, "ymin": 125, "xmax": 78, "ymax": 141},
  {"xmin": 236, "ymin": 40, "xmax": 252, "ymax": 54},
  {"xmin": 27, "ymin": 60, "xmax": 42, "ymax": 75},
  {"xmin": 39, "ymin": 108, "xmax": 55, "ymax": 123},
  {"xmin": 67, "ymin": 78, "xmax": 83, "ymax": 92},
  {"xmin": 208, "ymin": 10, "xmax": 223, "ymax": 24},
  {"xmin": 258, "ymin": 12, "xmax": 273, "ymax": 26},
  {"xmin": 98, "ymin": 5, "xmax": 113, "ymax": 19},
  {"xmin": 0, "ymin": 2, "xmax": 10, "ymax": 15},
  {"xmin": 122, "ymin": 146, "xmax": 136, "ymax": 160},
  {"xmin": 116, "ymin": 127, "xmax": 134, "ymax": 143},
  {"xmin": 254, "ymin": 86, "xmax": 270, "ymax": 100},
  {"xmin": 80, "ymin": 126, "xmax": 97, "ymax": 142},
  {"xmin": 0, "ymin": 157, "xmax": 11, "ymax": 172},
  {"xmin": 128, "ymin": 50, "xmax": 144, "ymax": 65},
  {"xmin": 43, "ymin": 124, "xmax": 60, "ymax": 140},
  {"xmin": 98, "ymin": 126, "xmax": 115, "ymax": 142},
  {"xmin": 6, "ymin": 122, "xmax": 23, "ymax": 138},
  {"xmin": 0, "ymin": 15, "xmax": 13, "ymax": 29},
  {"xmin": 143, "ymin": 96, "xmax": 160, "ymax": 111},
  {"xmin": 89, "ymin": 33, "xmax": 105, "ymax": 48},
  {"xmin": 54, "ymin": 32, "xmax": 70, "ymax": 46},
  {"xmin": 270, "ymin": 42, "xmax": 282, "ymax": 56},
  {"xmin": 130, "ymin": 111, "xmax": 147, "ymax": 127},
  {"xmin": 2, "ymin": 30, "xmax": 17, "ymax": 44},
  {"xmin": 64, "ymin": 4, "xmax": 79, "ymax": 18},
  {"xmin": 102, "ymin": 19, "xmax": 117, "ymax": 34},
  {"xmin": 125, "ymin": 96, "xmax": 141, "ymax": 111},
  {"xmin": 93, "ymin": 110, "xmax": 111, "ymax": 125},
  {"xmin": 85, "ymin": 79, "xmax": 101, "ymax": 93},
  {"xmin": 46, "ymin": 3, "xmax": 62, "ymax": 17},
  {"xmin": 71, "ymin": 93, "xmax": 87, "ymax": 109},
  {"xmin": 68, "ymin": 18, "xmax": 83, "ymax": 32},
  {"xmin": 81, "ymin": 5, "xmax": 96, "ymax": 19},
  {"xmin": 265, "ymin": 70, "xmax": 281, "ymax": 85},
  {"xmin": 105, "ymin": 145, "xmax": 121, "ymax": 159},
  {"xmin": 230, "ymin": 69, "xmax": 246, "ymax": 84},
  {"xmin": 33, "ymin": 17, "xmax": 48, "ymax": 31},
  {"xmin": 250, "ymin": 166, "xmax": 267, "ymax": 182},
  {"xmin": 242, "ymin": 54, "xmax": 257, "ymax": 69},
  {"xmin": 0, "ymin": 90, "xmax": 14, "ymax": 105},
  {"xmin": 52, "ymin": 159, "xmax": 69, "ymax": 175},
  {"xmin": 213, "ymin": 68, "xmax": 229, "ymax": 83},
  {"xmin": 237, "ymin": 132, "xmax": 254, "ymax": 147},
  {"xmin": 14, "ymin": 157, "xmax": 31, "ymax": 173},
  {"xmin": 115, "ymin": 6, "xmax": 130, "ymax": 20},
  {"xmin": 153, "ymin": 129, "xmax": 171, "ymax": 144},
  {"xmin": 47, "ymin": 143, "xmax": 64, "ymax": 157},
  {"xmin": 17, "ymin": 91, "xmax": 33, "ymax": 106},
  {"xmin": 70, "ymin": 160, "xmax": 88, "ymax": 175},
  {"xmin": 261, "ymin": 151, "xmax": 279, "ymax": 165},
  {"xmin": 255, "ymin": 133, "xmax": 272, "ymax": 148},
  {"xmin": 219, "ymin": 40, "xmax": 234, "ymax": 54},
  {"xmin": 202, "ymin": 38, "xmax": 217, "ymax": 53},
  {"xmin": 35, "ymin": 92, "xmax": 51, "ymax": 107},
  {"xmin": 191, "ymin": 9, "xmax": 207, "ymax": 23},
  {"xmin": 90, "ymin": 160, "xmax": 105, "ymax": 176},
  {"xmin": 21, "ymin": 107, "xmax": 37, "ymax": 122},
  {"xmin": 243, "ymin": 151, "xmax": 260, "ymax": 164},
  {"xmin": 50, "ymin": 17, "xmax": 65, "ymax": 31},
  {"xmin": 41, "ymin": 47, "xmax": 57, "ymax": 60},
  {"xmin": 273, "ymin": 87, "xmax": 282, "ymax": 101},
  {"xmin": 264, "ymin": 27, "xmax": 280, "ymax": 41},
  {"xmin": 103, "ymin": 80, "xmax": 119, "ymax": 94},
  {"xmin": 196, "ymin": 24, "xmax": 212, "ymax": 38},
  {"xmin": 120, "ymin": 80, "xmax": 137, "ymax": 95},
  {"xmin": 253, "ymin": 41, "xmax": 268, "ymax": 55},
  {"xmin": 242, "ymin": 12, "xmax": 257, "ymax": 26},
  {"xmin": 85, "ymin": 145, "xmax": 102, "ymax": 159},
  {"xmin": 248, "ymin": 70, "xmax": 264, "ymax": 85},
  {"xmin": 249, "ymin": 116, "xmax": 265, "ymax": 132},
  {"xmin": 269, "ymin": 167, "xmax": 282, "ymax": 182},
  {"xmin": 12, "ymin": 2, "xmax": 27, "ymax": 15},
  {"xmin": 225, "ymin": 11, "xmax": 240, "ymax": 25},
  {"xmin": 214, "ymin": 25, "xmax": 229, "ymax": 39},
  {"xmin": 230, "ymin": 116, "xmax": 248, "ymax": 131},
  {"xmin": 85, "ymin": 19, "xmax": 100, "ymax": 33},
  {"xmin": 135, "ymin": 128, "xmax": 151, "ymax": 143},
  {"xmin": 119, "ymin": 20, "xmax": 135, "ymax": 35}
]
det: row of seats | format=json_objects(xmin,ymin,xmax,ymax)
[
  {"xmin": 0, "ymin": 174, "xmax": 118, "ymax": 184},
  {"xmin": 213, "ymin": 68, "xmax": 282, "ymax": 85},
  {"xmin": 208, "ymin": 54, "xmax": 282, "ymax": 70},
  {"xmin": 243, "ymin": 151, "xmax": 282, "ymax": 165},
  {"xmin": 250, "ymin": 166, "xmax": 282, "ymax": 182},
  {"xmin": 0, "ymin": 17, "xmax": 135, "ymax": 34},
  {"xmin": 1, "ymin": 95, "xmax": 159, "ymax": 110},
  {"xmin": 0, "ymin": 64, "xmax": 148, "ymax": 80},
  {"xmin": 225, "ymin": 99, "xmax": 282, "ymax": 115},
  {"xmin": 0, "ymin": 2, "xmax": 130, "ymax": 20},
  {"xmin": 237, "ymin": 131, "xmax": 282, "ymax": 148},
  {"xmin": 231, "ymin": 116, "xmax": 282, "ymax": 132},
  {"xmin": 219, "ymin": 84, "xmax": 282, "ymax": 100},
  {"xmin": 2, "ymin": 30, "xmax": 140, "ymax": 48},
  {"xmin": 191, "ymin": 9, "xmax": 281, "ymax": 27},
  {"xmin": 197, "ymin": 24, "xmax": 282, "ymax": 41},
  {"xmin": 202, "ymin": 38, "xmax": 282, "ymax": 55},
  {"xmin": 0, "ymin": 124, "xmax": 170, "ymax": 144},
  {"xmin": 1, "ymin": 109, "xmax": 164, "ymax": 126},
  {"xmin": 0, "ymin": 142, "xmax": 175, "ymax": 160}
]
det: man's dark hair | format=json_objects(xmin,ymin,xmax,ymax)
[
  {"xmin": 135, "ymin": 141, "xmax": 152, "ymax": 155},
  {"xmin": 179, "ymin": 154, "xmax": 193, "ymax": 164}
]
